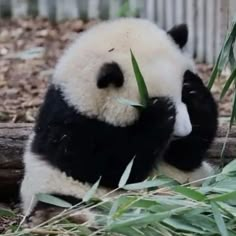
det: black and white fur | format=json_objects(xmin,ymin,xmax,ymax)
[{"xmin": 20, "ymin": 18, "xmax": 217, "ymax": 225}]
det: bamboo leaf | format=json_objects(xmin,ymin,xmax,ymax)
[
  {"xmin": 229, "ymin": 45, "xmax": 236, "ymax": 70},
  {"xmin": 119, "ymin": 157, "xmax": 135, "ymax": 188},
  {"xmin": 108, "ymin": 212, "xmax": 170, "ymax": 230},
  {"xmin": 83, "ymin": 177, "xmax": 101, "ymax": 202},
  {"xmin": 117, "ymin": 97, "xmax": 144, "ymax": 108},
  {"xmin": 211, "ymin": 202, "xmax": 229, "ymax": 236},
  {"xmin": 130, "ymin": 49, "xmax": 149, "ymax": 107},
  {"xmin": 208, "ymin": 21, "xmax": 236, "ymax": 89},
  {"xmin": 230, "ymin": 91, "xmax": 236, "ymax": 127},
  {"xmin": 220, "ymin": 67, "xmax": 236, "ymax": 99},
  {"xmin": 222, "ymin": 159, "xmax": 236, "ymax": 174},
  {"xmin": 0, "ymin": 208, "xmax": 15, "ymax": 217},
  {"xmin": 36, "ymin": 193, "xmax": 72, "ymax": 208},
  {"xmin": 208, "ymin": 51, "xmax": 223, "ymax": 89},
  {"xmin": 209, "ymin": 190, "xmax": 236, "ymax": 202},
  {"xmin": 174, "ymin": 186, "xmax": 206, "ymax": 201},
  {"xmin": 123, "ymin": 178, "xmax": 175, "ymax": 190},
  {"xmin": 163, "ymin": 217, "xmax": 206, "ymax": 234}
]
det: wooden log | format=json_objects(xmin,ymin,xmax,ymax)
[{"xmin": 0, "ymin": 122, "xmax": 235, "ymax": 201}]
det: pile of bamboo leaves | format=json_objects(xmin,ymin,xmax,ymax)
[{"xmin": 1, "ymin": 159, "xmax": 236, "ymax": 236}]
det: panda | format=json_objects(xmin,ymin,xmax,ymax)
[{"xmin": 20, "ymin": 18, "xmax": 217, "ymax": 226}]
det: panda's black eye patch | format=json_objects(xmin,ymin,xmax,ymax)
[{"xmin": 97, "ymin": 62, "xmax": 124, "ymax": 89}]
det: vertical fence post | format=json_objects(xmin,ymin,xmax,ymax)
[
  {"xmin": 229, "ymin": 0, "xmax": 236, "ymax": 22},
  {"xmin": 165, "ymin": 0, "xmax": 175, "ymax": 30},
  {"xmin": 129, "ymin": 0, "xmax": 138, "ymax": 17},
  {"xmin": 88, "ymin": 0, "xmax": 100, "ymax": 19},
  {"xmin": 146, "ymin": 0, "xmax": 155, "ymax": 21},
  {"xmin": 205, "ymin": 0, "xmax": 216, "ymax": 64},
  {"xmin": 156, "ymin": 0, "xmax": 165, "ymax": 28},
  {"xmin": 175, "ymin": 0, "xmax": 184, "ymax": 24},
  {"xmin": 56, "ymin": 0, "xmax": 79, "ymax": 21},
  {"xmin": 38, "ymin": 0, "xmax": 49, "ymax": 17},
  {"xmin": 109, "ymin": 0, "xmax": 121, "ymax": 19},
  {"xmin": 195, "ymin": 0, "xmax": 205, "ymax": 62},
  {"xmin": 216, "ymin": 0, "xmax": 229, "ymax": 58},
  {"xmin": 11, "ymin": 0, "xmax": 28, "ymax": 18},
  {"xmin": 185, "ymin": 0, "xmax": 195, "ymax": 57},
  {"xmin": 0, "ymin": 0, "xmax": 11, "ymax": 17}
]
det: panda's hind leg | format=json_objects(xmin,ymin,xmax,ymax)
[
  {"xmin": 24, "ymin": 194, "xmax": 95, "ymax": 228},
  {"xmin": 157, "ymin": 160, "xmax": 214, "ymax": 186}
]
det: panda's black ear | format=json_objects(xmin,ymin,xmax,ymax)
[
  {"xmin": 97, "ymin": 62, "xmax": 124, "ymax": 89},
  {"xmin": 167, "ymin": 24, "xmax": 188, "ymax": 48}
]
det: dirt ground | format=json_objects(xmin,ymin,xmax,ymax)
[{"xmin": 0, "ymin": 18, "xmax": 234, "ymax": 123}]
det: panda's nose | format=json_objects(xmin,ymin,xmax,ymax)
[{"xmin": 173, "ymin": 102, "xmax": 192, "ymax": 137}]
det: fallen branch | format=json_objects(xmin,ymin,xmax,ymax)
[{"xmin": 0, "ymin": 122, "xmax": 235, "ymax": 200}]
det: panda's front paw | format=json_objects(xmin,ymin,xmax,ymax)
[
  {"xmin": 141, "ymin": 97, "xmax": 176, "ymax": 131},
  {"xmin": 182, "ymin": 70, "xmax": 217, "ymax": 122},
  {"xmin": 182, "ymin": 71, "xmax": 208, "ymax": 105}
]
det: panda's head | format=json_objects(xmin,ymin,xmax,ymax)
[{"xmin": 53, "ymin": 18, "xmax": 194, "ymax": 136}]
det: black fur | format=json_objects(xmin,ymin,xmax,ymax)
[
  {"xmin": 97, "ymin": 62, "xmax": 124, "ymax": 88},
  {"xmin": 167, "ymin": 24, "xmax": 188, "ymax": 48},
  {"xmin": 32, "ymin": 86, "xmax": 175, "ymax": 188},
  {"xmin": 163, "ymin": 70, "xmax": 218, "ymax": 171}
]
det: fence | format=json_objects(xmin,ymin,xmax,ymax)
[{"xmin": 0, "ymin": 0, "xmax": 235, "ymax": 64}]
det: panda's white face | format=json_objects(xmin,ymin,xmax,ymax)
[{"xmin": 53, "ymin": 18, "xmax": 193, "ymax": 135}]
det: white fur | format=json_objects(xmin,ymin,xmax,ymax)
[
  {"xmin": 157, "ymin": 161, "xmax": 214, "ymax": 186},
  {"xmin": 174, "ymin": 102, "xmax": 192, "ymax": 136},
  {"xmin": 53, "ymin": 18, "xmax": 194, "ymax": 133}
]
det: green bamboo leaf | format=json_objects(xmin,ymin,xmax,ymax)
[
  {"xmin": 182, "ymin": 214, "xmax": 219, "ymax": 234},
  {"xmin": 173, "ymin": 186, "xmax": 206, "ymax": 201},
  {"xmin": 209, "ymin": 190, "xmax": 236, "ymax": 202},
  {"xmin": 109, "ymin": 199, "xmax": 120, "ymax": 219},
  {"xmin": 222, "ymin": 159, "xmax": 236, "ymax": 174},
  {"xmin": 208, "ymin": 21, "xmax": 236, "ymax": 89},
  {"xmin": 83, "ymin": 177, "xmax": 101, "ymax": 202},
  {"xmin": 229, "ymin": 45, "xmax": 236, "ymax": 70},
  {"xmin": 208, "ymin": 52, "xmax": 223, "ymax": 89},
  {"xmin": 130, "ymin": 49, "xmax": 149, "ymax": 107},
  {"xmin": 113, "ymin": 197, "xmax": 138, "ymax": 219},
  {"xmin": 108, "ymin": 212, "xmax": 170, "ymax": 230},
  {"xmin": 163, "ymin": 217, "xmax": 206, "ymax": 234},
  {"xmin": 230, "ymin": 91, "xmax": 236, "ymax": 127},
  {"xmin": 218, "ymin": 202, "xmax": 236, "ymax": 217},
  {"xmin": 220, "ymin": 67, "xmax": 236, "ymax": 99},
  {"xmin": 123, "ymin": 178, "xmax": 175, "ymax": 190},
  {"xmin": 108, "ymin": 207, "xmax": 190, "ymax": 231},
  {"xmin": 36, "ymin": 193, "xmax": 72, "ymax": 208},
  {"xmin": 117, "ymin": 97, "xmax": 144, "ymax": 108},
  {"xmin": 211, "ymin": 202, "xmax": 229, "ymax": 236},
  {"xmin": 0, "ymin": 208, "xmax": 15, "ymax": 217},
  {"xmin": 119, "ymin": 157, "xmax": 135, "ymax": 188}
]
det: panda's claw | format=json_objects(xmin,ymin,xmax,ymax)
[{"xmin": 189, "ymin": 90, "xmax": 197, "ymax": 94}]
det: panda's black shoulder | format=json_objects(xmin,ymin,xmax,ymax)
[
  {"xmin": 31, "ymin": 84, "xmax": 82, "ymax": 155},
  {"xmin": 35, "ymin": 84, "xmax": 78, "ymax": 126}
]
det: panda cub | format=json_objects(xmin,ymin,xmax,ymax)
[{"xmin": 20, "ymin": 18, "xmax": 217, "ymax": 225}]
